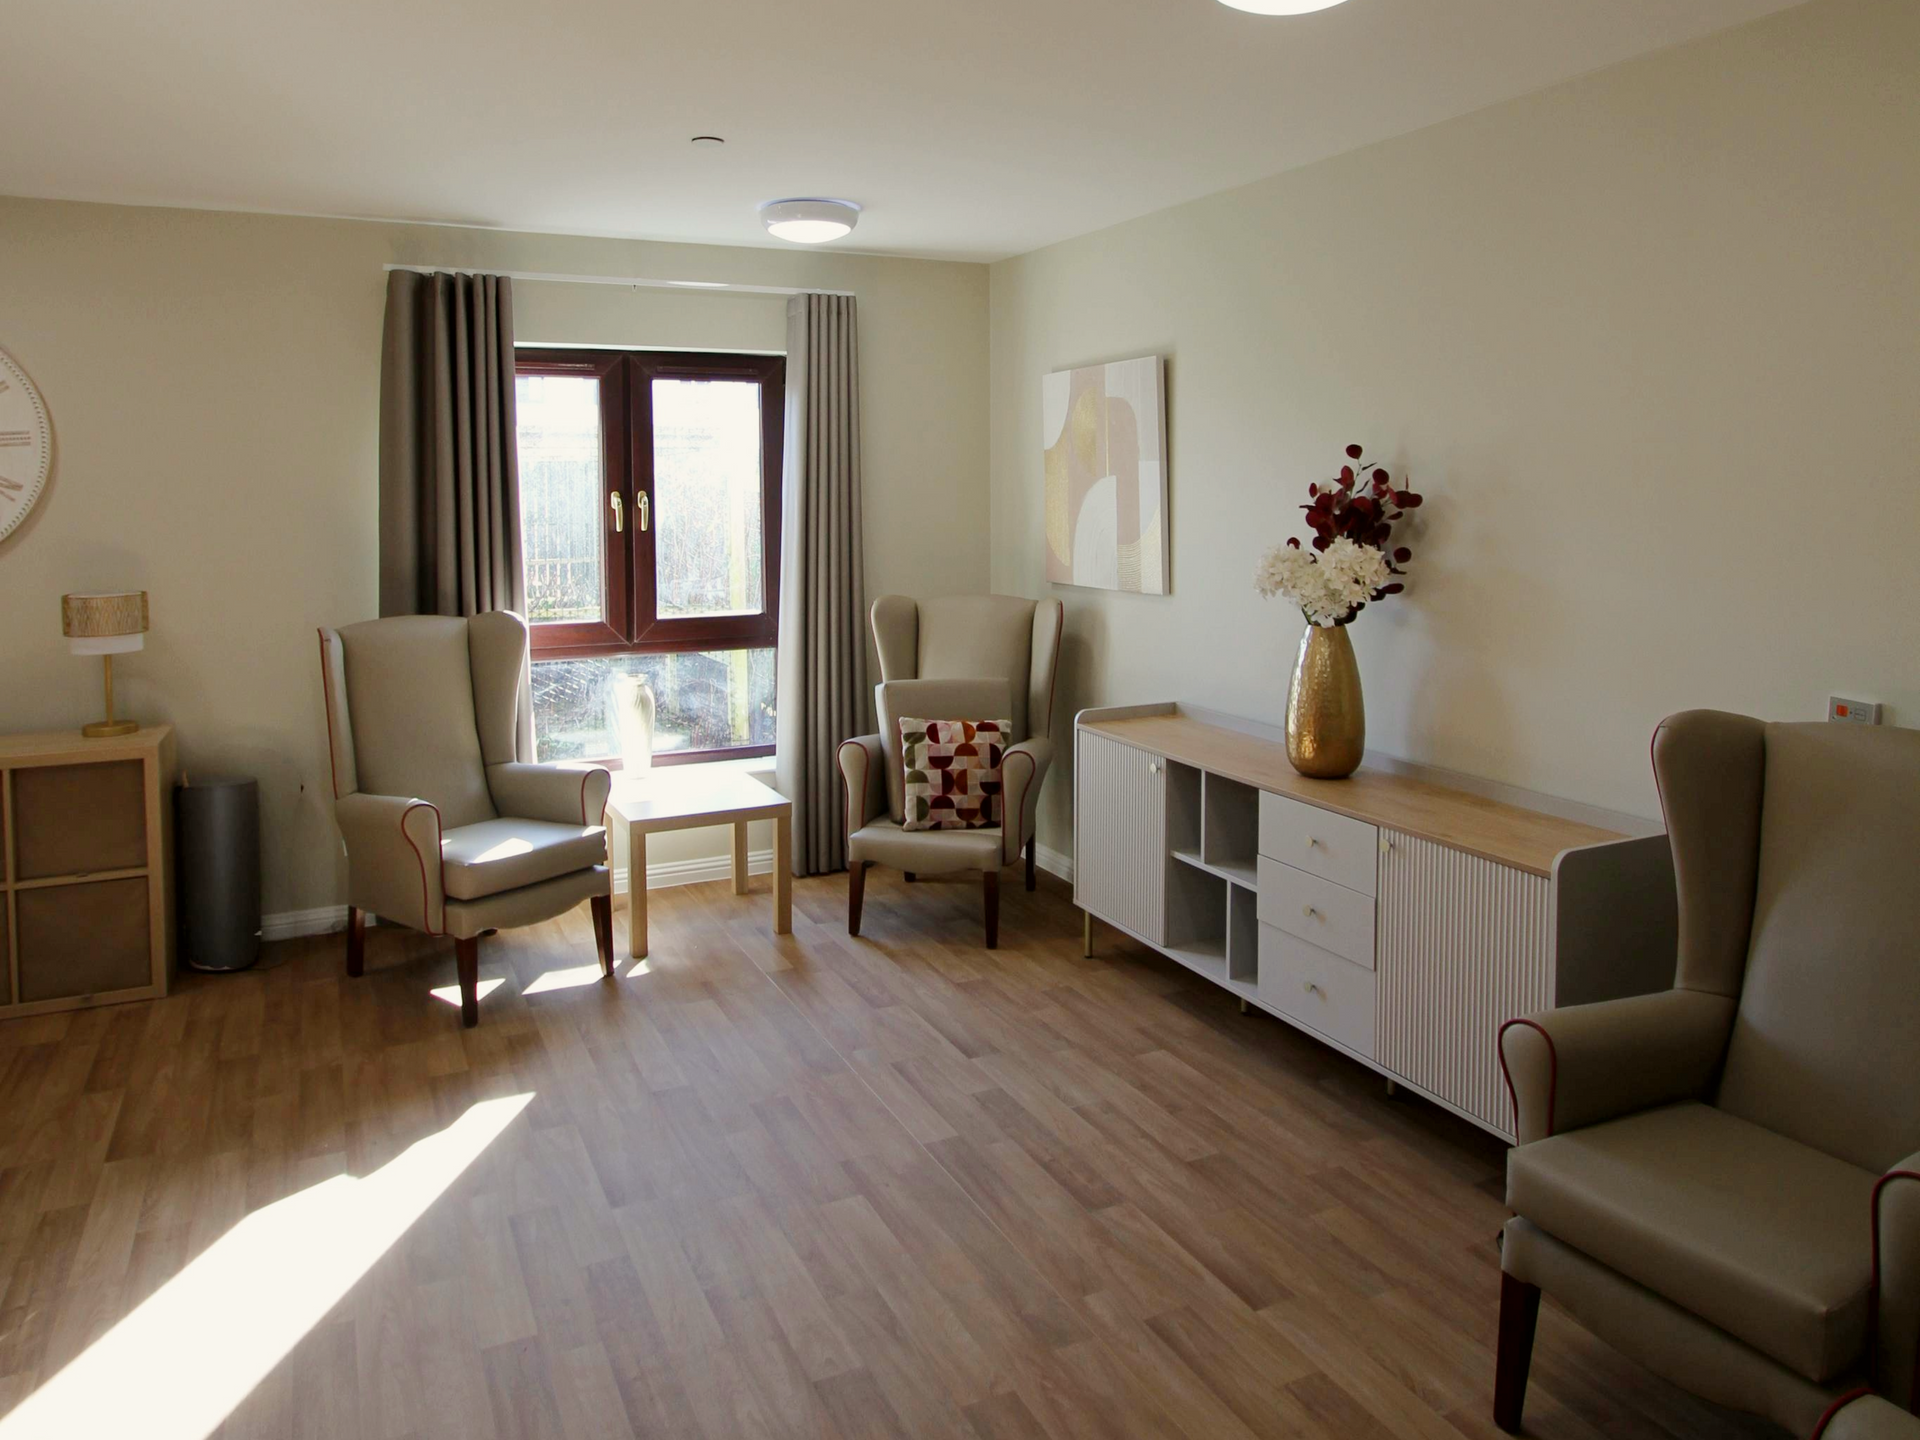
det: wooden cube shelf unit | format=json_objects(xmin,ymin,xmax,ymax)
[{"xmin": 0, "ymin": 725, "xmax": 176, "ymax": 1017}]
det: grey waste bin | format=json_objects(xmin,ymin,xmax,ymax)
[{"xmin": 175, "ymin": 775, "xmax": 261, "ymax": 972}]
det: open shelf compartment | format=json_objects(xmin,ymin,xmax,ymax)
[
  {"xmin": 1201, "ymin": 773, "xmax": 1260, "ymax": 886},
  {"xmin": 1163, "ymin": 858, "xmax": 1227, "ymax": 983},
  {"xmin": 1166, "ymin": 761, "xmax": 1203, "ymax": 859},
  {"xmin": 1227, "ymin": 882, "xmax": 1259, "ymax": 987}
]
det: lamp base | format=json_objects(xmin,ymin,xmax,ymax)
[{"xmin": 81, "ymin": 718, "xmax": 139, "ymax": 739}]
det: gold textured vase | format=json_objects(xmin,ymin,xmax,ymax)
[{"xmin": 1285, "ymin": 623, "xmax": 1365, "ymax": 779}]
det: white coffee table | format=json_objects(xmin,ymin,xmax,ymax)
[{"xmin": 607, "ymin": 769, "xmax": 793, "ymax": 958}]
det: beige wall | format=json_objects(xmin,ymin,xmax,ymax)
[
  {"xmin": 0, "ymin": 199, "xmax": 989, "ymax": 917},
  {"xmin": 990, "ymin": 0, "xmax": 1920, "ymax": 861}
]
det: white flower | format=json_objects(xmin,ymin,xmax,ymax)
[{"xmin": 1253, "ymin": 536, "xmax": 1390, "ymax": 627}]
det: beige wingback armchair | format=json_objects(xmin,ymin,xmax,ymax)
[
  {"xmin": 1494, "ymin": 711, "xmax": 1920, "ymax": 1436},
  {"xmin": 317, "ymin": 613, "xmax": 614, "ymax": 1027},
  {"xmin": 837, "ymin": 594, "xmax": 1064, "ymax": 948}
]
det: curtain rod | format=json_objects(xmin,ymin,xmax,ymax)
[{"xmin": 381, "ymin": 264, "xmax": 853, "ymax": 298}]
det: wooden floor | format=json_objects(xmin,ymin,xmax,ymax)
[{"xmin": 0, "ymin": 869, "xmax": 1776, "ymax": 1440}]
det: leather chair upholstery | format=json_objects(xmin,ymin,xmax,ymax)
[
  {"xmin": 317, "ymin": 612, "xmax": 614, "ymax": 1026},
  {"xmin": 1493, "ymin": 711, "xmax": 1920, "ymax": 1435},
  {"xmin": 836, "ymin": 594, "xmax": 1064, "ymax": 947}
]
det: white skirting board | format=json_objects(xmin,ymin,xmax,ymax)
[
  {"xmin": 261, "ymin": 849, "xmax": 777, "ymax": 940},
  {"xmin": 1035, "ymin": 843, "xmax": 1074, "ymax": 884}
]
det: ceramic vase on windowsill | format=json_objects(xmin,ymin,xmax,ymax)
[
  {"xmin": 1285, "ymin": 622, "xmax": 1365, "ymax": 779},
  {"xmin": 1255, "ymin": 443, "xmax": 1425, "ymax": 781}
]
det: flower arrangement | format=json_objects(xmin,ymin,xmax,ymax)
[{"xmin": 1255, "ymin": 443, "xmax": 1423, "ymax": 627}]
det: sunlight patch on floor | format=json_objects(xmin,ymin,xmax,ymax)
[
  {"xmin": 428, "ymin": 976, "xmax": 505, "ymax": 1007},
  {"xmin": 0, "ymin": 1092, "xmax": 534, "ymax": 1440},
  {"xmin": 523, "ymin": 962, "xmax": 612, "ymax": 995}
]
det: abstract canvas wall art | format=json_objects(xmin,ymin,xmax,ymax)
[{"xmin": 1043, "ymin": 355, "xmax": 1168, "ymax": 594}]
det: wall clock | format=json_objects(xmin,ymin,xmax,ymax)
[{"xmin": 0, "ymin": 347, "xmax": 53, "ymax": 545}]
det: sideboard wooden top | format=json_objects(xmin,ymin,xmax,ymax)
[
  {"xmin": 0, "ymin": 724, "xmax": 174, "ymax": 765},
  {"xmin": 1081, "ymin": 713, "xmax": 1622, "ymax": 877}
]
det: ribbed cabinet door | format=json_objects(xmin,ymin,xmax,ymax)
[
  {"xmin": 1074, "ymin": 731, "xmax": 1165, "ymax": 945},
  {"xmin": 1376, "ymin": 831, "xmax": 1551, "ymax": 1138}
]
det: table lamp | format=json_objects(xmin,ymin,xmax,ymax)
[{"xmin": 62, "ymin": 591, "xmax": 148, "ymax": 738}]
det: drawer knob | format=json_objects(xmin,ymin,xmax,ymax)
[
  {"xmin": 1305, "ymin": 836, "xmax": 1319, "ymax": 849},
  {"xmin": 1302, "ymin": 905, "xmax": 1318, "ymax": 919},
  {"xmin": 1303, "ymin": 981, "xmax": 1322, "ymax": 997}
]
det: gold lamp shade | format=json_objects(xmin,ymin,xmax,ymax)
[{"xmin": 62, "ymin": 591, "xmax": 149, "ymax": 738}]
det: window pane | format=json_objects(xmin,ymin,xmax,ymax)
[
  {"xmin": 531, "ymin": 649, "xmax": 775, "ymax": 762},
  {"xmin": 651, "ymin": 378, "xmax": 765, "ymax": 619},
  {"xmin": 516, "ymin": 374, "xmax": 605, "ymax": 624}
]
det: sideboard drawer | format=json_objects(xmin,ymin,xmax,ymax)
[
  {"xmin": 1258, "ymin": 792, "xmax": 1377, "ymax": 895},
  {"xmin": 1257, "ymin": 856, "xmax": 1376, "ymax": 969},
  {"xmin": 1258, "ymin": 922, "xmax": 1376, "ymax": 1058}
]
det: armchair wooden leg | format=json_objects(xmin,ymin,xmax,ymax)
[
  {"xmin": 455, "ymin": 937, "xmax": 481, "ymax": 1030},
  {"xmin": 1025, "ymin": 837, "xmax": 1037, "ymax": 892},
  {"xmin": 983, "ymin": 869, "xmax": 1000, "ymax": 950},
  {"xmin": 904, "ymin": 872, "xmax": 917, "ymax": 883},
  {"xmin": 345, "ymin": 906, "xmax": 365, "ymax": 978},
  {"xmin": 849, "ymin": 862, "xmax": 870, "ymax": 936},
  {"xmin": 1493, "ymin": 1272, "xmax": 1541, "ymax": 1433},
  {"xmin": 590, "ymin": 892, "xmax": 614, "ymax": 978}
]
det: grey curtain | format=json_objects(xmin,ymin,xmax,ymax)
[
  {"xmin": 776, "ymin": 293, "xmax": 868, "ymax": 875},
  {"xmin": 379, "ymin": 269, "xmax": 531, "ymax": 756},
  {"xmin": 379, "ymin": 270, "xmax": 524, "ymax": 620}
]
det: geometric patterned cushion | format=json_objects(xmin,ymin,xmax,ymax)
[{"xmin": 900, "ymin": 717, "xmax": 1008, "ymax": 831}]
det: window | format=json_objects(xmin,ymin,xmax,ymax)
[{"xmin": 514, "ymin": 349, "xmax": 783, "ymax": 764}]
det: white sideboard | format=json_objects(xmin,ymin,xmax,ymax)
[{"xmin": 1073, "ymin": 704, "xmax": 1677, "ymax": 1141}]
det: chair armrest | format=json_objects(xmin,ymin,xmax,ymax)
[
  {"xmin": 839, "ymin": 735, "xmax": 885, "ymax": 837},
  {"xmin": 1001, "ymin": 737, "xmax": 1053, "ymax": 864},
  {"xmin": 487, "ymin": 761, "xmax": 612, "ymax": 827},
  {"xmin": 1874, "ymin": 1158, "xmax": 1920, "ymax": 1409},
  {"xmin": 334, "ymin": 791, "xmax": 445, "ymax": 935},
  {"xmin": 1817, "ymin": 1391, "xmax": 1916, "ymax": 1440},
  {"xmin": 1498, "ymin": 988, "xmax": 1735, "ymax": 1144}
]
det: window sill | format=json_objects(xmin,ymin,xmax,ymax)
[{"xmin": 607, "ymin": 752, "xmax": 776, "ymax": 803}]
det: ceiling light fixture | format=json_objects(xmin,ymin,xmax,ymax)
[
  {"xmin": 759, "ymin": 198, "xmax": 861, "ymax": 245},
  {"xmin": 667, "ymin": 280, "xmax": 729, "ymax": 288},
  {"xmin": 1216, "ymin": 0, "xmax": 1348, "ymax": 13},
  {"xmin": 690, "ymin": 135, "xmax": 725, "ymax": 146}
]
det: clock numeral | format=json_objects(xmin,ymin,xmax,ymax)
[
  {"xmin": 0, "ymin": 474, "xmax": 23, "ymax": 498},
  {"xmin": 0, "ymin": 431, "xmax": 33, "ymax": 447},
  {"xmin": 0, "ymin": 380, "xmax": 11, "ymax": 393}
]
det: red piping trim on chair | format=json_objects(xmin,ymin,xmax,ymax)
[
  {"xmin": 1870, "ymin": 1170, "xmax": 1920, "ymax": 1410},
  {"xmin": 1041, "ymin": 599, "xmax": 1064, "ymax": 739},
  {"xmin": 1811, "ymin": 1387, "xmax": 1874, "ymax": 1439},
  {"xmin": 1497, "ymin": 1017, "xmax": 1557, "ymax": 1138},
  {"xmin": 1003, "ymin": 748, "xmax": 1037, "ymax": 866},
  {"xmin": 401, "ymin": 799, "xmax": 445, "ymax": 935},
  {"xmin": 317, "ymin": 629, "xmax": 344, "ymax": 800},
  {"xmin": 580, "ymin": 768, "xmax": 609, "ymax": 826},
  {"xmin": 838, "ymin": 739, "xmax": 870, "ymax": 844}
]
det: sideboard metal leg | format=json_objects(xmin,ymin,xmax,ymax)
[
  {"xmin": 1082, "ymin": 910, "xmax": 1093, "ymax": 958},
  {"xmin": 1239, "ymin": 998, "xmax": 1251, "ymax": 1015},
  {"xmin": 1385, "ymin": 1078, "xmax": 1400, "ymax": 1099}
]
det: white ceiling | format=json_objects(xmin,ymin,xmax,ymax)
[{"xmin": 0, "ymin": 0, "xmax": 1808, "ymax": 263}]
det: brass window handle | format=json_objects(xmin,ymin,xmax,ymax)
[
  {"xmin": 610, "ymin": 493, "xmax": 624, "ymax": 532},
  {"xmin": 638, "ymin": 493, "xmax": 650, "ymax": 532}
]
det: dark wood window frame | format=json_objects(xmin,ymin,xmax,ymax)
[{"xmin": 516, "ymin": 347, "xmax": 784, "ymax": 764}]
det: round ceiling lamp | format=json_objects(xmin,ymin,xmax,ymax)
[
  {"xmin": 1217, "ymin": 0, "xmax": 1347, "ymax": 12},
  {"xmin": 759, "ymin": 198, "xmax": 861, "ymax": 244}
]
